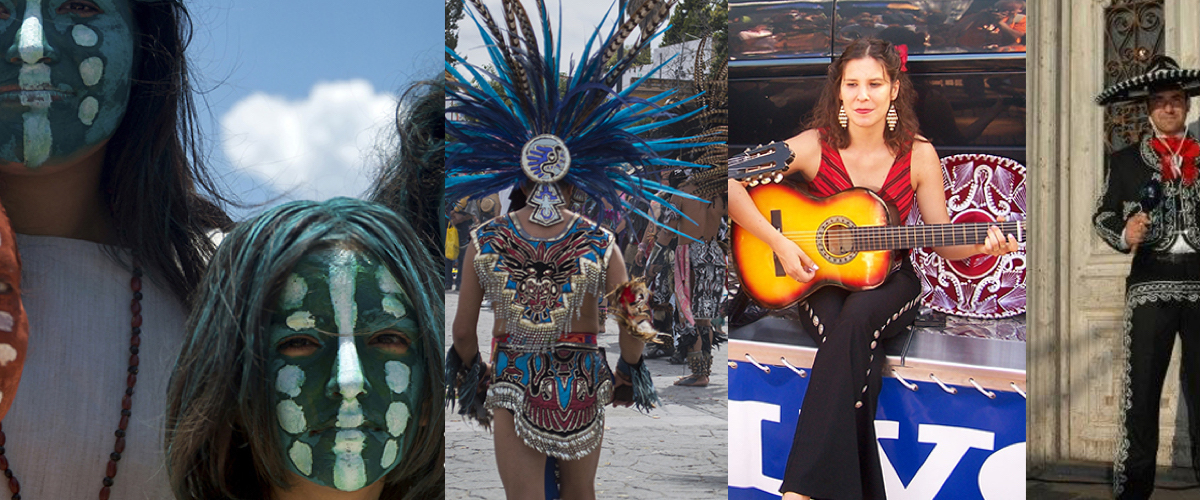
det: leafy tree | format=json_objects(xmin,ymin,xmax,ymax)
[
  {"xmin": 446, "ymin": 0, "xmax": 466, "ymax": 64},
  {"xmin": 660, "ymin": 0, "xmax": 727, "ymax": 78},
  {"xmin": 606, "ymin": 44, "xmax": 654, "ymax": 71}
]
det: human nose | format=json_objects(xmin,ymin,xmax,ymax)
[
  {"xmin": 325, "ymin": 337, "xmax": 371, "ymax": 399},
  {"xmin": 6, "ymin": 5, "xmax": 57, "ymax": 65}
]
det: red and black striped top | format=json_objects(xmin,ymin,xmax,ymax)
[{"xmin": 808, "ymin": 138, "xmax": 916, "ymax": 220}]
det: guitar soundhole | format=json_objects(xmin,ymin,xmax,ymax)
[{"xmin": 816, "ymin": 216, "xmax": 858, "ymax": 265}]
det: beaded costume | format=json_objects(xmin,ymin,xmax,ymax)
[
  {"xmin": 473, "ymin": 213, "xmax": 617, "ymax": 458},
  {"xmin": 444, "ymin": 0, "xmax": 709, "ymax": 468}
]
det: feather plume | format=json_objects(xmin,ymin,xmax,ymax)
[{"xmin": 447, "ymin": 0, "xmax": 713, "ymax": 238}]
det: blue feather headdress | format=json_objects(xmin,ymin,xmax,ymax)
[{"xmin": 446, "ymin": 0, "xmax": 713, "ymax": 233}]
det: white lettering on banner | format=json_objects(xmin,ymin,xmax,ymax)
[
  {"xmin": 878, "ymin": 423, "xmax": 995, "ymax": 500},
  {"xmin": 728, "ymin": 401, "xmax": 1024, "ymax": 499},
  {"xmin": 978, "ymin": 442, "xmax": 1026, "ymax": 500},
  {"xmin": 728, "ymin": 400, "xmax": 783, "ymax": 493}
]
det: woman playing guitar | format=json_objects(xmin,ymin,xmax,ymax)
[{"xmin": 727, "ymin": 38, "xmax": 1020, "ymax": 500}]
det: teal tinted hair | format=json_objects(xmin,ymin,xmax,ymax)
[{"xmin": 165, "ymin": 198, "xmax": 444, "ymax": 500}]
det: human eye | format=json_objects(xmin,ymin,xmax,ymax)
[
  {"xmin": 57, "ymin": 0, "xmax": 103, "ymax": 17},
  {"xmin": 276, "ymin": 335, "xmax": 321, "ymax": 357},
  {"xmin": 368, "ymin": 330, "xmax": 412, "ymax": 356}
]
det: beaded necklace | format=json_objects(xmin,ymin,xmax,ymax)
[{"xmin": 0, "ymin": 267, "xmax": 143, "ymax": 500}]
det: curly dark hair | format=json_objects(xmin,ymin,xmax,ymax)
[{"xmin": 808, "ymin": 38, "xmax": 923, "ymax": 156}]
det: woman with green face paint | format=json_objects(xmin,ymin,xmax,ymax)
[
  {"xmin": 166, "ymin": 198, "xmax": 444, "ymax": 500},
  {"xmin": 0, "ymin": 0, "xmax": 231, "ymax": 498}
]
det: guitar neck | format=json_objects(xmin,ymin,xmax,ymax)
[{"xmin": 849, "ymin": 221, "xmax": 1024, "ymax": 252}]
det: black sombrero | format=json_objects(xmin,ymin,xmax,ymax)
[{"xmin": 1096, "ymin": 55, "xmax": 1200, "ymax": 105}]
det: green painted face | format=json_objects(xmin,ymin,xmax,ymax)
[
  {"xmin": 267, "ymin": 247, "xmax": 428, "ymax": 492},
  {"xmin": 0, "ymin": 0, "xmax": 135, "ymax": 169}
]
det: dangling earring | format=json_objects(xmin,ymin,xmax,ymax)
[
  {"xmin": 838, "ymin": 104, "xmax": 849, "ymax": 128},
  {"xmin": 886, "ymin": 103, "xmax": 898, "ymax": 132}
]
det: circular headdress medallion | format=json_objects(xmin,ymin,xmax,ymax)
[{"xmin": 521, "ymin": 134, "xmax": 570, "ymax": 184}]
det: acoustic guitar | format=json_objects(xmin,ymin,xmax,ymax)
[{"xmin": 731, "ymin": 184, "xmax": 1026, "ymax": 309}]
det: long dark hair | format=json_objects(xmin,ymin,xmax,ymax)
[
  {"xmin": 809, "ymin": 38, "xmax": 922, "ymax": 156},
  {"xmin": 102, "ymin": 0, "xmax": 232, "ymax": 304},
  {"xmin": 368, "ymin": 76, "xmax": 445, "ymax": 267},
  {"xmin": 165, "ymin": 198, "xmax": 444, "ymax": 500}
]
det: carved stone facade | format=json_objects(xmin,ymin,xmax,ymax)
[{"xmin": 1029, "ymin": 0, "xmax": 1200, "ymax": 472}]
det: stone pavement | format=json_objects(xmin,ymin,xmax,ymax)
[
  {"xmin": 444, "ymin": 291, "xmax": 729, "ymax": 499},
  {"xmin": 1028, "ymin": 463, "xmax": 1200, "ymax": 499}
]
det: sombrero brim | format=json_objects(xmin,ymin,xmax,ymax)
[{"xmin": 1096, "ymin": 68, "xmax": 1200, "ymax": 105}]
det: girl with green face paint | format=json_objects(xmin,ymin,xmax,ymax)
[
  {"xmin": 166, "ymin": 198, "xmax": 444, "ymax": 500},
  {"xmin": 0, "ymin": 1, "xmax": 231, "ymax": 498},
  {"xmin": 0, "ymin": 0, "xmax": 135, "ymax": 169}
]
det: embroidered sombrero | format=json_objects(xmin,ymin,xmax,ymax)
[{"xmin": 1096, "ymin": 55, "xmax": 1200, "ymax": 105}]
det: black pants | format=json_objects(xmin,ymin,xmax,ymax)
[
  {"xmin": 1115, "ymin": 288, "xmax": 1200, "ymax": 499},
  {"xmin": 781, "ymin": 262, "xmax": 921, "ymax": 500}
]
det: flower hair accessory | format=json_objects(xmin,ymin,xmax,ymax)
[{"xmin": 896, "ymin": 44, "xmax": 909, "ymax": 72}]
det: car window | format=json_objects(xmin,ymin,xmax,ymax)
[{"xmin": 731, "ymin": 0, "xmax": 1028, "ymax": 61}]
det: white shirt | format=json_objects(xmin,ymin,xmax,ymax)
[{"xmin": 3, "ymin": 235, "xmax": 183, "ymax": 499}]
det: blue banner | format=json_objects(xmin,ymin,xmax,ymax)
[{"xmin": 728, "ymin": 361, "xmax": 1025, "ymax": 500}]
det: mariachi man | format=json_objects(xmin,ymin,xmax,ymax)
[{"xmin": 1093, "ymin": 55, "xmax": 1200, "ymax": 499}]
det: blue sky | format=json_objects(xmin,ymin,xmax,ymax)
[{"xmin": 184, "ymin": 0, "xmax": 443, "ymax": 220}]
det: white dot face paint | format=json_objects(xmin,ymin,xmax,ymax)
[
  {"xmin": 266, "ymin": 247, "xmax": 429, "ymax": 490},
  {"xmin": 384, "ymin": 361, "xmax": 410, "ymax": 394},
  {"xmin": 376, "ymin": 267, "xmax": 401, "ymax": 294},
  {"xmin": 332, "ymin": 430, "xmax": 367, "ymax": 491},
  {"xmin": 381, "ymin": 294, "xmax": 406, "ymax": 319},
  {"xmin": 77, "ymin": 96, "xmax": 97, "ymax": 125},
  {"xmin": 22, "ymin": 112, "xmax": 50, "ymax": 167},
  {"xmin": 78, "ymin": 57, "xmax": 103, "ymax": 87},
  {"xmin": 286, "ymin": 311, "xmax": 315, "ymax": 331},
  {"xmin": 71, "ymin": 24, "xmax": 97, "ymax": 47},
  {"xmin": 0, "ymin": 344, "xmax": 16, "ymax": 366},
  {"xmin": 289, "ymin": 440, "xmax": 313, "ymax": 476},
  {"xmin": 275, "ymin": 365, "xmax": 305, "ymax": 398},
  {"xmin": 276, "ymin": 400, "xmax": 307, "ymax": 435},
  {"xmin": 385, "ymin": 402, "xmax": 409, "ymax": 437},
  {"xmin": 280, "ymin": 274, "xmax": 308, "ymax": 310},
  {"xmin": 380, "ymin": 440, "xmax": 398, "ymax": 469},
  {"xmin": 0, "ymin": 313, "xmax": 11, "ymax": 333}
]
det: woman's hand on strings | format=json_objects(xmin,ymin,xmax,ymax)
[
  {"xmin": 771, "ymin": 238, "xmax": 818, "ymax": 283},
  {"xmin": 977, "ymin": 216, "xmax": 1020, "ymax": 256}
]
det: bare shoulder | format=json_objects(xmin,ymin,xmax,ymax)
[
  {"xmin": 784, "ymin": 129, "xmax": 823, "ymax": 178},
  {"xmin": 908, "ymin": 139, "xmax": 942, "ymax": 186}
]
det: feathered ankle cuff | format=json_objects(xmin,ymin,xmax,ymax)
[
  {"xmin": 446, "ymin": 348, "xmax": 491, "ymax": 429},
  {"xmin": 616, "ymin": 356, "xmax": 660, "ymax": 412}
]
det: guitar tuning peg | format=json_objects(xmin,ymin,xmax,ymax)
[
  {"xmin": 749, "ymin": 179, "xmax": 759, "ymax": 187},
  {"xmin": 774, "ymin": 173, "xmax": 784, "ymax": 183}
]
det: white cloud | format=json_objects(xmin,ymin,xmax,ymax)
[{"xmin": 219, "ymin": 79, "xmax": 396, "ymax": 201}]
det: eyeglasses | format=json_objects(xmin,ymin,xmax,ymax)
[{"xmin": 1150, "ymin": 94, "xmax": 1187, "ymax": 108}]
